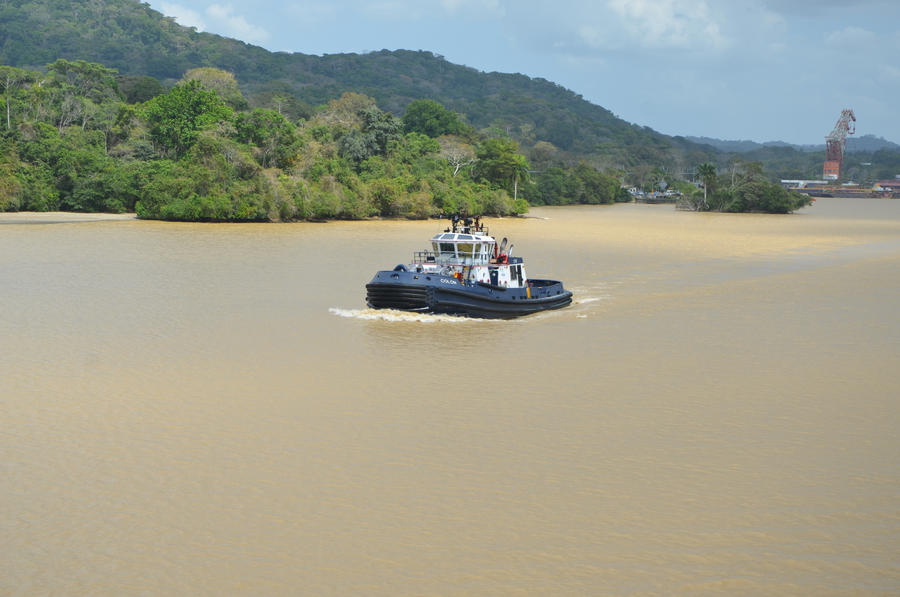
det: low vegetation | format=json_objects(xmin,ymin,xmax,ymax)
[{"xmin": 678, "ymin": 161, "xmax": 813, "ymax": 213}]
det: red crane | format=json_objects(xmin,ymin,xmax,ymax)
[{"xmin": 823, "ymin": 108, "xmax": 855, "ymax": 180}]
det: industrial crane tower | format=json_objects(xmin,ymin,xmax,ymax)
[{"xmin": 823, "ymin": 109, "xmax": 855, "ymax": 180}]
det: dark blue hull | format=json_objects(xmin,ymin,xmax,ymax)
[{"xmin": 366, "ymin": 269, "xmax": 572, "ymax": 319}]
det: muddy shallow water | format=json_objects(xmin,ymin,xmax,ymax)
[{"xmin": 3, "ymin": 199, "xmax": 899, "ymax": 595}]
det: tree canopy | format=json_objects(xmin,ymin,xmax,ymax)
[
  {"xmin": 141, "ymin": 79, "xmax": 233, "ymax": 158},
  {"xmin": 1, "ymin": 62, "xmax": 573, "ymax": 220},
  {"xmin": 0, "ymin": 56, "xmax": 819, "ymax": 220},
  {"xmin": 402, "ymin": 99, "xmax": 466, "ymax": 138},
  {"xmin": 678, "ymin": 161, "xmax": 812, "ymax": 213}
]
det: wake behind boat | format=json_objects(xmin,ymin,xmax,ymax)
[{"xmin": 365, "ymin": 215, "xmax": 572, "ymax": 319}]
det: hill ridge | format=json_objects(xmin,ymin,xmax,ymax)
[
  {"xmin": 0, "ymin": 0, "xmax": 712, "ymax": 169},
  {"xmin": 685, "ymin": 134, "xmax": 900, "ymax": 154}
]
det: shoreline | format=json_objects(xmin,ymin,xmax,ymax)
[
  {"xmin": 5, "ymin": 197, "xmax": 891, "ymax": 225},
  {"xmin": 0, "ymin": 212, "xmax": 137, "ymax": 224}
]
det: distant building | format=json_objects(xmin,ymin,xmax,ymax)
[{"xmin": 781, "ymin": 180, "xmax": 828, "ymax": 189}]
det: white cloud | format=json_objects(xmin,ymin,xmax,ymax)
[
  {"xmin": 205, "ymin": 4, "xmax": 271, "ymax": 44},
  {"xmin": 160, "ymin": 2, "xmax": 206, "ymax": 30},
  {"xmin": 544, "ymin": 0, "xmax": 729, "ymax": 55},
  {"xmin": 606, "ymin": 0, "xmax": 727, "ymax": 50},
  {"xmin": 825, "ymin": 26, "xmax": 877, "ymax": 49}
]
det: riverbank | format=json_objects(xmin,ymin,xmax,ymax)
[{"xmin": 0, "ymin": 212, "xmax": 137, "ymax": 225}]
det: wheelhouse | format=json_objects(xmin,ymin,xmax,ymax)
[{"xmin": 424, "ymin": 232, "xmax": 496, "ymax": 266}]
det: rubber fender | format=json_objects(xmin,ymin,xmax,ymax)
[{"xmin": 392, "ymin": 264, "xmax": 408, "ymax": 272}]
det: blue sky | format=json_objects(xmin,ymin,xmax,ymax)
[{"xmin": 146, "ymin": 0, "xmax": 900, "ymax": 144}]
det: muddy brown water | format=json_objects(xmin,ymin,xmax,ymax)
[{"xmin": 2, "ymin": 199, "xmax": 899, "ymax": 595}]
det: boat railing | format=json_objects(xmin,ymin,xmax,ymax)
[
  {"xmin": 419, "ymin": 255, "xmax": 498, "ymax": 266},
  {"xmin": 413, "ymin": 251, "xmax": 438, "ymax": 263},
  {"xmin": 443, "ymin": 223, "xmax": 490, "ymax": 238}
]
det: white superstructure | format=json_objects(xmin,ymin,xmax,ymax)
[{"xmin": 410, "ymin": 219, "xmax": 528, "ymax": 289}]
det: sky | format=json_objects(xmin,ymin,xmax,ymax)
[{"xmin": 146, "ymin": 0, "xmax": 900, "ymax": 145}]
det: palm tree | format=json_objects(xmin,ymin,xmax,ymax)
[{"xmin": 696, "ymin": 162, "xmax": 717, "ymax": 211}]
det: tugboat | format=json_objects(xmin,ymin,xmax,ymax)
[{"xmin": 365, "ymin": 215, "xmax": 572, "ymax": 318}]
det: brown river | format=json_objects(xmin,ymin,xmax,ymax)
[{"xmin": 2, "ymin": 199, "xmax": 899, "ymax": 595}]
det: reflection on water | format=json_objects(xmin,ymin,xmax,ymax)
[{"xmin": 2, "ymin": 199, "xmax": 900, "ymax": 595}]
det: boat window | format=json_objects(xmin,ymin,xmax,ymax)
[
  {"xmin": 458, "ymin": 234, "xmax": 473, "ymax": 240},
  {"xmin": 457, "ymin": 242, "xmax": 474, "ymax": 258},
  {"xmin": 474, "ymin": 243, "xmax": 482, "ymax": 257},
  {"xmin": 439, "ymin": 242, "xmax": 456, "ymax": 256},
  {"xmin": 432, "ymin": 242, "xmax": 439, "ymax": 253}
]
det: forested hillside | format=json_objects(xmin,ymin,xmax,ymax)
[
  {"xmin": 0, "ymin": 58, "xmax": 636, "ymax": 220},
  {"xmin": 0, "ymin": 0, "xmax": 716, "ymax": 172}
]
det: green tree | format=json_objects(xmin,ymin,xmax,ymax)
[
  {"xmin": 360, "ymin": 106, "xmax": 402, "ymax": 155},
  {"xmin": 0, "ymin": 65, "xmax": 34, "ymax": 130},
  {"xmin": 234, "ymin": 108, "xmax": 299, "ymax": 168},
  {"xmin": 402, "ymin": 99, "xmax": 464, "ymax": 138},
  {"xmin": 573, "ymin": 162, "xmax": 616, "ymax": 204},
  {"xmin": 528, "ymin": 141, "xmax": 559, "ymax": 171},
  {"xmin": 338, "ymin": 128, "xmax": 376, "ymax": 164},
  {"xmin": 696, "ymin": 162, "xmax": 717, "ymax": 210},
  {"xmin": 393, "ymin": 132, "xmax": 440, "ymax": 164},
  {"xmin": 534, "ymin": 167, "xmax": 573, "ymax": 205},
  {"xmin": 338, "ymin": 105, "xmax": 402, "ymax": 166},
  {"xmin": 142, "ymin": 79, "xmax": 233, "ymax": 158},
  {"xmin": 714, "ymin": 162, "xmax": 811, "ymax": 214},
  {"xmin": 475, "ymin": 137, "xmax": 529, "ymax": 197},
  {"xmin": 180, "ymin": 67, "xmax": 248, "ymax": 110},
  {"xmin": 14, "ymin": 163, "xmax": 59, "ymax": 211},
  {"xmin": 117, "ymin": 75, "xmax": 165, "ymax": 104},
  {"xmin": 317, "ymin": 92, "xmax": 376, "ymax": 129},
  {"xmin": 46, "ymin": 59, "xmax": 119, "ymax": 104}
]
